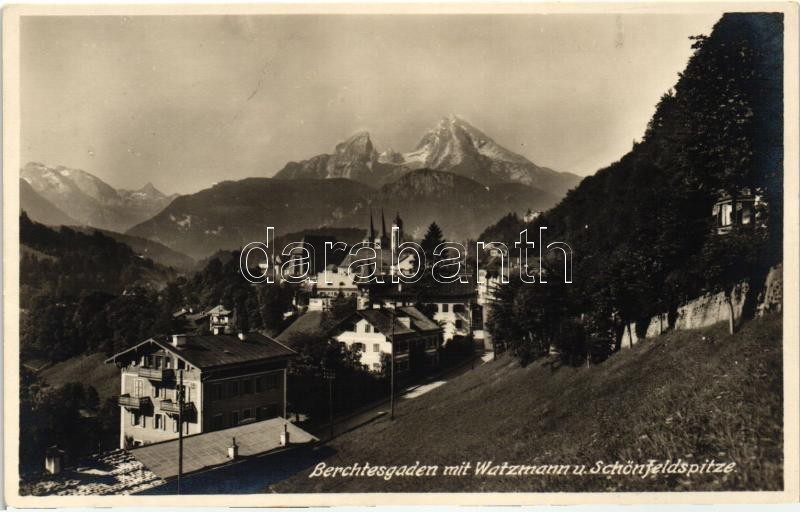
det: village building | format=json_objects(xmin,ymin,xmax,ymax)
[
  {"xmin": 362, "ymin": 279, "xmax": 480, "ymax": 343},
  {"xmin": 172, "ymin": 307, "xmax": 209, "ymax": 331},
  {"xmin": 105, "ymin": 331, "xmax": 296, "ymax": 449},
  {"xmin": 285, "ymin": 234, "xmax": 341, "ymax": 280},
  {"xmin": 523, "ymin": 208, "xmax": 542, "ymax": 223},
  {"xmin": 206, "ymin": 305, "xmax": 232, "ymax": 334},
  {"xmin": 712, "ymin": 187, "xmax": 763, "ymax": 234},
  {"xmin": 330, "ymin": 306, "xmax": 442, "ymax": 373}
]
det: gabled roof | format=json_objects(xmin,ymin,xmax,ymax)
[
  {"xmin": 336, "ymin": 306, "xmax": 441, "ymax": 338},
  {"xmin": 206, "ymin": 305, "xmax": 231, "ymax": 316},
  {"xmin": 288, "ymin": 235, "xmax": 347, "ymax": 272},
  {"xmin": 336, "ymin": 247, "xmax": 415, "ymax": 274},
  {"xmin": 276, "ymin": 310, "xmax": 326, "ymax": 344},
  {"xmin": 105, "ymin": 332, "xmax": 296, "ymax": 370},
  {"xmin": 365, "ymin": 277, "xmax": 477, "ymax": 301}
]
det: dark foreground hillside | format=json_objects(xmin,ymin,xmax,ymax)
[{"xmin": 272, "ymin": 316, "xmax": 782, "ymax": 492}]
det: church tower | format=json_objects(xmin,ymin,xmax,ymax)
[
  {"xmin": 364, "ymin": 210, "xmax": 376, "ymax": 246},
  {"xmin": 390, "ymin": 212, "xmax": 404, "ymax": 275},
  {"xmin": 375, "ymin": 209, "xmax": 389, "ymax": 250}
]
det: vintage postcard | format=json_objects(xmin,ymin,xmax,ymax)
[{"xmin": 3, "ymin": 2, "xmax": 799, "ymax": 507}]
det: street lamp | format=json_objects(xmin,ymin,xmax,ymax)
[
  {"xmin": 390, "ymin": 307, "xmax": 395, "ymax": 421},
  {"xmin": 177, "ymin": 368, "xmax": 184, "ymax": 495},
  {"xmin": 322, "ymin": 368, "xmax": 336, "ymax": 441}
]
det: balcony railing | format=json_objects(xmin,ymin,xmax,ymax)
[
  {"xmin": 137, "ymin": 367, "xmax": 175, "ymax": 382},
  {"xmin": 117, "ymin": 394, "xmax": 151, "ymax": 409},
  {"xmin": 159, "ymin": 399, "xmax": 193, "ymax": 415}
]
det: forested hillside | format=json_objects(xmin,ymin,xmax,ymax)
[{"xmin": 488, "ymin": 13, "xmax": 783, "ymax": 365}]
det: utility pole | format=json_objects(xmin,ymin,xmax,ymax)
[
  {"xmin": 177, "ymin": 369, "xmax": 184, "ymax": 495},
  {"xmin": 323, "ymin": 368, "xmax": 335, "ymax": 441},
  {"xmin": 390, "ymin": 307, "xmax": 395, "ymax": 421}
]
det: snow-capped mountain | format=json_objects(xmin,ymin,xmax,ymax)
[
  {"xmin": 21, "ymin": 162, "xmax": 178, "ymax": 232},
  {"xmin": 274, "ymin": 115, "xmax": 581, "ymax": 197}
]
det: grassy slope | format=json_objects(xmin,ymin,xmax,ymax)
[
  {"xmin": 273, "ymin": 316, "xmax": 783, "ymax": 492},
  {"xmin": 39, "ymin": 353, "xmax": 119, "ymax": 402}
]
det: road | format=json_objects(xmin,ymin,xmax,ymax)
[{"xmin": 306, "ymin": 351, "xmax": 492, "ymax": 440}]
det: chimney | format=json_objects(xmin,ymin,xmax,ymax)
[
  {"xmin": 280, "ymin": 423, "xmax": 290, "ymax": 447},
  {"xmin": 227, "ymin": 437, "xmax": 239, "ymax": 459},
  {"xmin": 238, "ymin": 332, "xmax": 247, "ymax": 342},
  {"xmin": 172, "ymin": 334, "xmax": 187, "ymax": 347}
]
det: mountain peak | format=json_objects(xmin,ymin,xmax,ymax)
[
  {"xmin": 334, "ymin": 130, "xmax": 377, "ymax": 160},
  {"xmin": 138, "ymin": 182, "xmax": 164, "ymax": 196}
]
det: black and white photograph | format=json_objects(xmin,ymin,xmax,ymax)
[{"xmin": 2, "ymin": 3, "xmax": 798, "ymax": 506}]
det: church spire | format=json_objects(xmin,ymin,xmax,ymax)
[{"xmin": 369, "ymin": 210, "xmax": 375, "ymax": 241}]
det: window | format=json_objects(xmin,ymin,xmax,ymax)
[
  {"xmin": 266, "ymin": 373, "xmax": 281, "ymax": 390},
  {"xmin": 455, "ymin": 319, "xmax": 464, "ymax": 329},
  {"xmin": 442, "ymin": 304, "xmax": 450, "ymax": 313},
  {"xmin": 155, "ymin": 414, "xmax": 165, "ymax": 431},
  {"xmin": 242, "ymin": 408, "xmax": 253, "ymax": 420},
  {"xmin": 373, "ymin": 363, "xmax": 381, "ymax": 370},
  {"xmin": 242, "ymin": 379, "xmax": 253, "ymax": 395},
  {"xmin": 173, "ymin": 418, "xmax": 179, "ymax": 433},
  {"xmin": 256, "ymin": 376, "xmax": 265, "ymax": 393},
  {"xmin": 211, "ymin": 414, "xmax": 223, "ymax": 430},
  {"xmin": 134, "ymin": 379, "xmax": 144, "ymax": 398},
  {"xmin": 165, "ymin": 357, "xmax": 172, "ymax": 369},
  {"xmin": 154, "ymin": 356, "xmax": 163, "ymax": 369},
  {"xmin": 364, "ymin": 324, "xmax": 372, "ymax": 333},
  {"xmin": 230, "ymin": 411, "xmax": 239, "ymax": 427},
  {"xmin": 354, "ymin": 342, "xmax": 365, "ymax": 352},
  {"xmin": 153, "ymin": 385, "xmax": 161, "ymax": 398},
  {"xmin": 212, "ymin": 383, "xmax": 223, "ymax": 400},
  {"xmin": 453, "ymin": 304, "xmax": 465, "ymax": 313},
  {"xmin": 373, "ymin": 343, "xmax": 380, "ymax": 353},
  {"xmin": 177, "ymin": 359, "xmax": 186, "ymax": 370},
  {"xmin": 256, "ymin": 406, "xmax": 268, "ymax": 420},
  {"xmin": 229, "ymin": 381, "xmax": 239, "ymax": 397},
  {"xmin": 131, "ymin": 412, "xmax": 138, "ymax": 426}
]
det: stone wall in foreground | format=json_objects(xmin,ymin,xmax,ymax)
[{"xmin": 619, "ymin": 264, "xmax": 782, "ymax": 349}]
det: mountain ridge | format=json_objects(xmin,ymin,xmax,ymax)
[
  {"xmin": 274, "ymin": 115, "xmax": 581, "ymax": 196},
  {"xmin": 21, "ymin": 162, "xmax": 178, "ymax": 232},
  {"xmin": 127, "ymin": 169, "xmax": 559, "ymax": 258}
]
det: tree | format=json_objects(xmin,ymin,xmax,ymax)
[
  {"xmin": 694, "ymin": 227, "xmax": 764, "ymax": 334},
  {"xmin": 421, "ymin": 222, "xmax": 445, "ymax": 266}
]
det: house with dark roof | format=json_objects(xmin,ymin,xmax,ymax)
[
  {"xmin": 285, "ymin": 234, "xmax": 343, "ymax": 279},
  {"xmin": 330, "ymin": 306, "xmax": 442, "ymax": 373},
  {"xmin": 361, "ymin": 278, "xmax": 480, "ymax": 342},
  {"xmin": 105, "ymin": 331, "xmax": 296, "ymax": 449}
]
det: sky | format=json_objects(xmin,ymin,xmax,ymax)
[{"xmin": 21, "ymin": 12, "xmax": 724, "ymax": 194}]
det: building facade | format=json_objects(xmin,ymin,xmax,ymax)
[
  {"xmin": 364, "ymin": 279, "xmax": 479, "ymax": 343},
  {"xmin": 330, "ymin": 306, "xmax": 442, "ymax": 373},
  {"xmin": 106, "ymin": 332, "xmax": 295, "ymax": 449}
]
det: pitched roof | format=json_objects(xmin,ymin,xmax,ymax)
[
  {"xmin": 336, "ymin": 247, "xmax": 415, "ymax": 275},
  {"xmin": 276, "ymin": 310, "xmax": 326, "ymax": 344},
  {"xmin": 205, "ymin": 305, "xmax": 231, "ymax": 315},
  {"xmin": 365, "ymin": 277, "xmax": 477, "ymax": 301},
  {"xmin": 131, "ymin": 418, "xmax": 317, "ymax": 479},
  {"xmin": 288, "ymin": 235, "xmax": 347, "ymax": 272},
  {"xmin": 337, "ymin": 306, "xmax": 442, "ymax": 338},
  {"xmin": 106, "ymin": 332, "xmax": 296, "ymax": 370}
]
